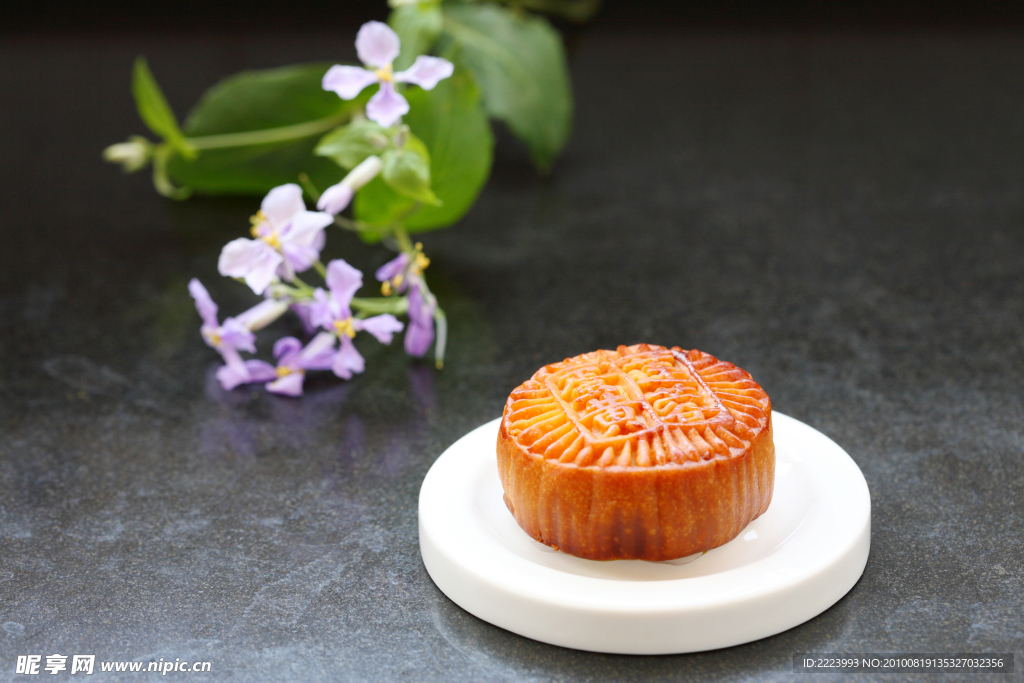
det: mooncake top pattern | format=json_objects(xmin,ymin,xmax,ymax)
[{"xmin": 503, "ymin": 344, "xmax": 770, "ymax": 468}]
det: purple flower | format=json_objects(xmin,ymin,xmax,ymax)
[
  {"xmin": 242, "ymin": 333, "xmax": 339, "ymax": 397},
  {"xmin": 375, "ymin": 253, "xmax": 411, "ymax": 295},
  {"xmin": 317, "ymin": 156, "xmax": 383, "ymax": 215},
  {"xmin": 375, "ymin": 245, "xmax": 430, "ymax": 295},
  {"xmin": 322, "ymin": 21, "xmax": 454, "ymax": 128},
  {"xmin": 218, "ymin": 184, "xmax": 333, "ymax": 295},
  {"xmin": 188, "ymin": 278, "xmax": 288, "ymax": 391},
  {"xmin": 310, "ymin": 259, "xmax": 404, "ymax": 379},
  {"xmin": 405, "ymin": 283, "xmax": 435, "ymax": 357},
  {"xmin": 189, "ymin": 279, "xmax": 255, "ymax": 354}
]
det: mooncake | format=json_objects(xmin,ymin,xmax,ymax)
[{"xmin": 497, "ymin": 344, "xmax": 774, "ymax": 561}]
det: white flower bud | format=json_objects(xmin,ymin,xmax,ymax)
[
  {"xmin": 102, "ymin": 137, "xmax": 152, "ymax": 173},
  {"xmin": 235, "ymin": 299, "xmax": 288, "ymax": 332},
  {"xmin": 342, "ymin": 155, "xmax": 384, "ymax": 191},
  {"xmin": 317, "ymin": 183, "xmax": 354, "ymax": 215}
]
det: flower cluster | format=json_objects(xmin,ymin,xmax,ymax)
[
  {"xmin": 188, "ymin": 21, "xmax": 448, "ymax": 396},
  {"xmin": 191, "ymin": 183, "xmax": 440, "ymax": 396}
]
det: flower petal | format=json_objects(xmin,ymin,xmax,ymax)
[
  {"xmin": 275, "ymin": 257, "xmax": 296, "ymax": 285},
  {"xmin": 407, "ymin": 283, "xmax": 435, "ymax": 326},
  {"xmin": 261, "ymin": 184, "xmax": 305, "ymax": 230},
  {"xmin": 309, "ymin": 288, "xmax": 334, "ymax": 330},
  {"xmin": 281, "ymin": 241, "xmax": 320, "ymax": 275},
  {"xmin": 317, "ymin": 182, "xmax": 353, "ymax": 215},
  {"xmin": 285, "ymin": 210, "xmax": 334, "ymax": 246},
  {"xmin": 218, "ymin": 238, "xmax": 283, "ymax": 295},
  {"xmin": 215, "ymin": 348, "xmax": 253, "ymax": 391},
  {"xmin": 291, "ymin": 302, "xmax": 317, "ymax": 335},
  {"xmin": 332, "ymin": 336, "xmax": 365, "ymax": 379},
  {"xmin": 325, "ymin": 259, "xmax": 363, "ymax": 307},
  {"xmin": 404, "ymin": 320, "xmax": 434, "ymax": 357},
  {"xmin": 355, "ymin": 21, "xmax": 400, "ymax": 69},
  {"xmin": 365, "ymin": 82, "xmax": 409, "ymax": 128},
  {"xmin": 188, "ymin": 278, "xmax": 219, "ymax": 328},
  {"xmin": 273, "ymin": 337, "xmax": 303, "ymax": 362},
  {"xmin": 266, "ymin": 372, "xmax": 305, "ymax": 397},
  {"xmin": 219, "ymin": 318, "xmax": 257, "ymax": 354},
  {"xmin": 375, "ymin": 253, "xmax": 409, "ymax": 282},
  {"xmin": 244, "ymin": 360, "xmax": 279, "ymax": 383},
  {"xmin": 405, "ymin": 285, "xmax": 435, "ymax": 356},
  {"xmin": 322, "ymin": 65, "xmax": 378, "ymax": 100},
  {"xmin": 356, "ymin": 314, "xmax": 404, "ymax": 344},
  {"xmin": 216, "ymin": 364, "xmax": 250, "ymax": 391},
  {"xmin": 394, "ymin": 55, "xmax": 454, "ymax": 90},
  {"xmin": 218, "ymin": 238, "xmax": 262, "ymax": 277},
  {"xmin": 298, "ymin": 331, "xmax": 338, "ymax": 371}
]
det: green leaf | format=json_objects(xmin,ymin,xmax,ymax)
[
  {"xmin": 388, "ymin": 1, "xmax": 444, "ymax": 70},
  {"xmin": 132, "ymin": 57, "xmax": 193, "ymax": 158},
  {"xmin": 315, "ymin": 119, "xmax": 390, "ymax": 171},
  {"xmin": 167, "ymin": 63, "xmax": 366, "ymax": 195},
  {"xmin": 181, "ymin": 63, "xmax": 353, "ymax": 135},
  {"xmin": 441, "ymin": 4, "xmax": 573, "ymax": 171},
  {"xmin": 499, "ymin": 0, "xmax": 601, "ymax": 22},
  {"xmin": 354, "ymin": 66, "xmax": 493, "ymax": 237},
  {"xmin": 381, "ymin": 137, "xmax": 439, "ymax": 205},
  {"xmin": 352, "ymin": 175, "xmax": 412, "ymax": 232}
]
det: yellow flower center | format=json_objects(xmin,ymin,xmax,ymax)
[
  {"xmin": 410, "ymin": 252, "xmax": 430, "ymax": 276},
  {"xmin": 276, "ymin": 366, "xmax": 301, "ymax": 378},
  {"xmin": 260, "ymin": 231, "xmax": 282, "ymax": 249},
  {"xmin": 249, "ymin": 211, "xmax": 282, "ymax": 249},
  {"xmin": 203, "ymin": 329, "xmax": 221, "ymax": 347},
  {"xmin": 381, "ymin": 273, "xmax": 404, "ymax": 296},
  {"xmin": 375, "ymin": 64, "xmax": 394, "ymax": 83},
  {"xmin": 334, "ymin": 318, "xmax": 357, "ymax": 338}
]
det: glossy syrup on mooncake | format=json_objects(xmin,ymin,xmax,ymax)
[{"xmin": 497, "ymin": 344, "xmax": 774, "ymax": 561}]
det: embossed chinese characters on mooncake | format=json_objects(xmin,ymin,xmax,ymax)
[{"xmin": 497, "ymin": 344, "xmax": 774, "ymax": 561}]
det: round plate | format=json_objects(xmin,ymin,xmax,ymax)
[{"xmin": 418, "ymin": 411, "xmax": 871, "ymax": 654}]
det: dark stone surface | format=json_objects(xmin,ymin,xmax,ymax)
[{"xmin": 1, "ymin": 29, "xmax": 1022, "ymax": 682}]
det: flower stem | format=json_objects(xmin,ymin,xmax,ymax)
[
  {"xmin": 433, "ymin": 306, "xmax": 447, "ymax": 369},
  {"xmin": 185, "ymin": 113, "xmax": 350, "ymax": 151},
  {"xmin": 298, "ymin": 173, "xmax": 321, "ymax": 202},
  {"xmin": 351, "ymin": 296, "xmax": 409, "ymax": 316},
  {"xmin": 288, "ymin": 275, "xmax": 317, "ymax": 298},
  {"xmin": 393, "ymin": 224, "xmax": 415, "ymax": 254},
  {"xmin": 334, "ymin": 216, "xmax": 369, "ymax": 232},
  {"xmin": 312, "ymin": 260, "xmax": 327, "ymax": 279}
]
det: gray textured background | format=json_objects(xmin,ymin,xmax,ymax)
[{"xmin": 1, "ymin": 30, "xmax": 1022, "ymax": 681}]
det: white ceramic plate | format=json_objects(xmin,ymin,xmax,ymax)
[{"xmin": 419, "ymin": 411, "xmax": 871, "ymax": 654}]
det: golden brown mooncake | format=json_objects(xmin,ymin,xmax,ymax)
[{"xmin": 497, "ymin": 344, "xmax": 774, "ymax": 562}]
